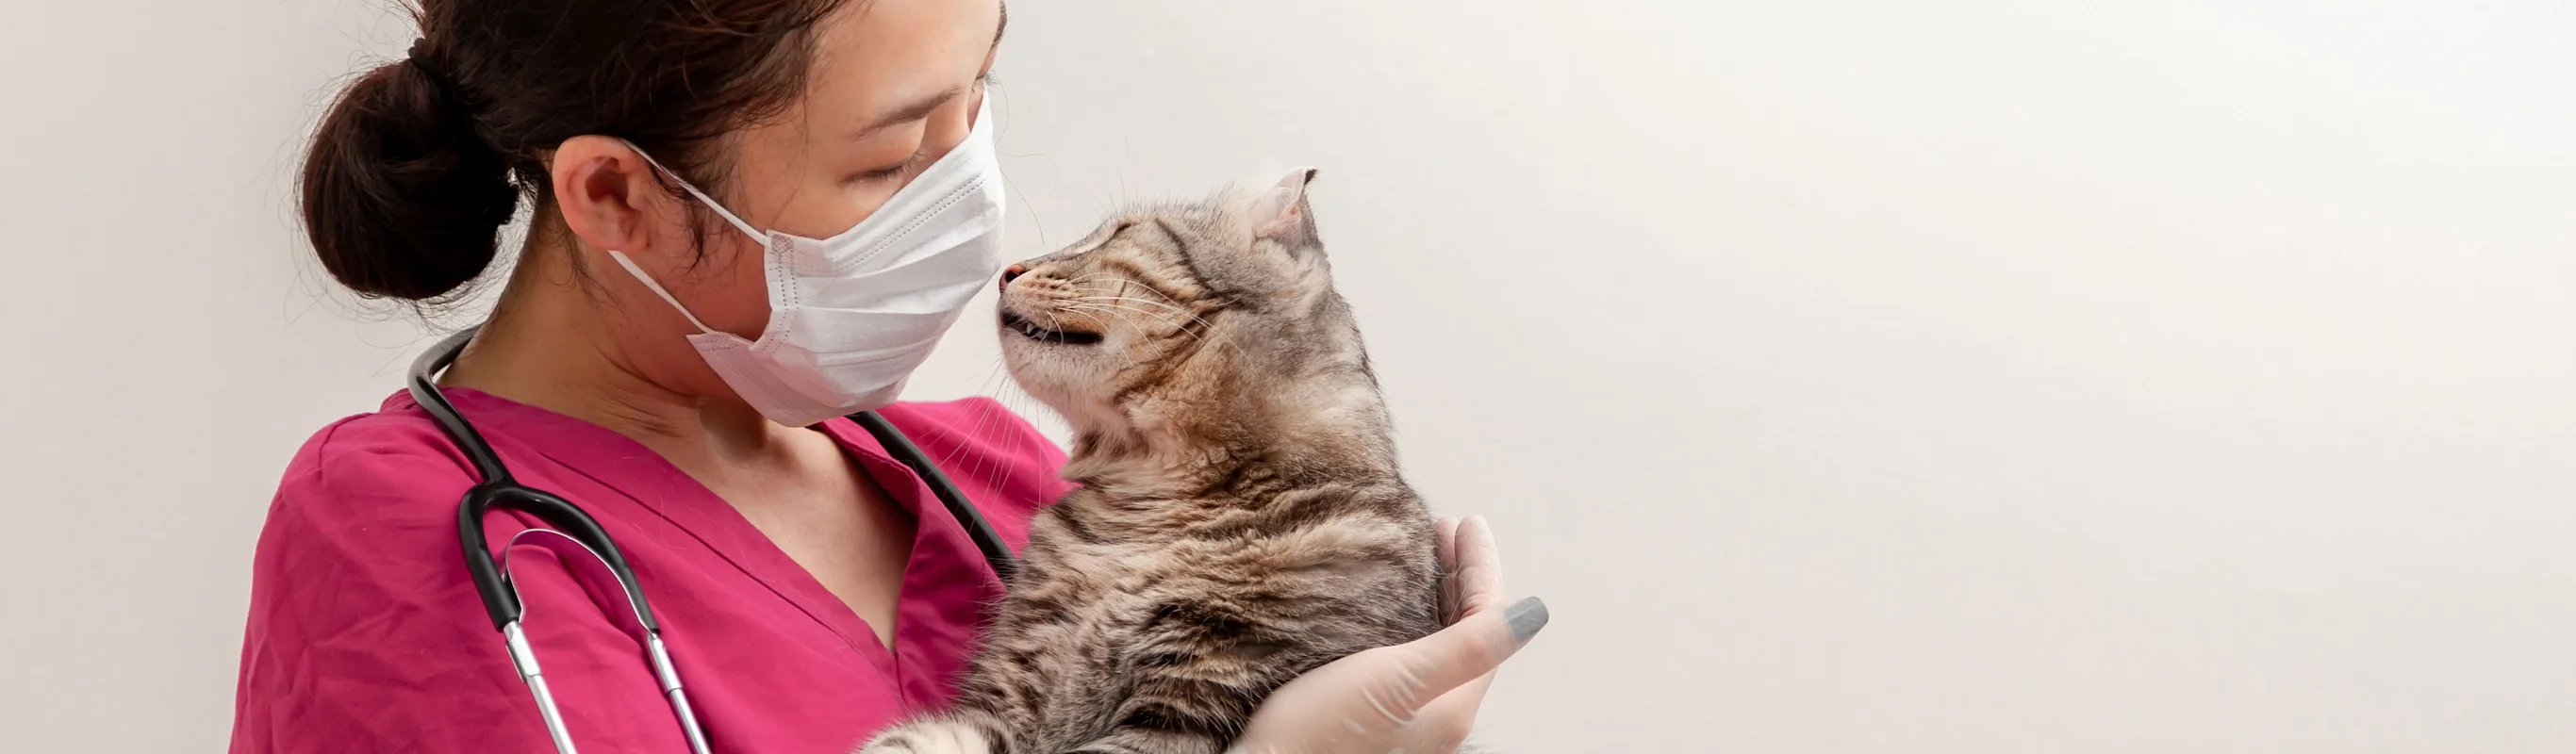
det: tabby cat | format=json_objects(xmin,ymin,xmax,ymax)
[{"xmin": 857, "ymin": 169, "xmax": 1444, "ymax": 754}]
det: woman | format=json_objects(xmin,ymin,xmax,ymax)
[{"xmin": 228, "ymin": 0, "xmax": 1540, "ymax": 751}]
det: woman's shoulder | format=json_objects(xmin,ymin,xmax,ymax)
[
  {"xmin": 267, "ymin": 393, "xmax": 483, "ymax": 533},
  {"xmin": 243, "ymin": 397, "xmax": 492, "ymax": 666}
]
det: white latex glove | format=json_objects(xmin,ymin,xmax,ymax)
[{"xmin": 1227, "ymin": 516, "xmax": 1546, "ymax": 754}]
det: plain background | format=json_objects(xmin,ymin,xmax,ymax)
[{"xmin": 5, "ymin": 0, "xmax": 2573, "ymax": 751}]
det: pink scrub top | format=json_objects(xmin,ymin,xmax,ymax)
[{"xmin": 228, "ymin": 388, "xmax": 1073, "ymax": 753}]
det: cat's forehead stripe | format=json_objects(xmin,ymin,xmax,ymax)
[
  {"xmin": 1155, "ymin": 226, "xmax": 1233, "ymax": 303},
  {"xmin": 1096, "ymin": 218, "xmax": 1215, "ymax": 303}
]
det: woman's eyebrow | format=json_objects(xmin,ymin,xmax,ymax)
[
  {"xmin": 850, "ymin": 87, "xmax": 963, "ymax": 140},
  {"xmin": 849, "ymin": 3, "xmax": 1006, "ymax": 141}
]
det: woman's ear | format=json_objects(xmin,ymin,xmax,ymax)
[
  {"xmin": 1253, "ymin": 167, "xmax": 1320, "ymax": 245},
  {"xmin": 550, "ymin": 135, "xmax": 663, "ymax": 258}
]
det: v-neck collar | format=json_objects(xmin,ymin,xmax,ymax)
[{"xmin": 385, "ymin": 388, "xmax": 1008, "ymax": 703}]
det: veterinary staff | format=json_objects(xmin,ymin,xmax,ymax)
[{"xmin": 226, "ymin": 0, "xmax": 1539, "ymax": 751}]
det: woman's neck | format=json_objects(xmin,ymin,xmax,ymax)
[{"xmin": 437, "ymin": 233, "xmax": 786, "ymax": 465}]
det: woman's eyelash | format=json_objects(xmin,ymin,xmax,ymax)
[
  {"xmin": 854, "ymin": 156, "xmax": 917, "ymax": 183},
  {"xmin": 855, "ymin": 148, "xmax": 933, "ymax": 183}
]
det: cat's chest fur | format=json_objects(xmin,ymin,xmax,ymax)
[{"xmin": 1000, "ymin": 481, "xmax": 1444, "ymax": 664}]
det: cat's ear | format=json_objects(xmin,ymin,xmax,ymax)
[{"xmin": 1252, "ymin": 167, "xmax": 1320, "ymax": 245}]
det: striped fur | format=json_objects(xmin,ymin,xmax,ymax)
[{"xmin": 857, "ymin": 171, "xmax": 1442, "ymax": 754}]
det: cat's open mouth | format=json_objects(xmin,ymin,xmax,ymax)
[{"xmin": 1001, "ymin": 310, "xmax": 1104, "ymax": 346}]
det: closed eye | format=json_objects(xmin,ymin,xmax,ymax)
[{"xmin": 852, "ymin": 152, "xmax": 925, "ymax": 184}]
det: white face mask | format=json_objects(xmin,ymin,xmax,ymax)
[{"xmin": 608, "ymin": 96, "xmax": 1004, "ymax": 427}]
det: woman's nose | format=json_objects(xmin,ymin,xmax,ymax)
[{"xmin": 999, "ymin": 264, "xmax": 1028, "ymax": 292}]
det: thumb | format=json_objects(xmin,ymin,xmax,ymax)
[{"xmin": 1385, "ymin": 597, "xmax": 1549, "ymax": 708}]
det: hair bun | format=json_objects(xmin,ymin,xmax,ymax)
[{"xmin": 298, "ymin": 54, "xmax": 519, "ymax": 302}]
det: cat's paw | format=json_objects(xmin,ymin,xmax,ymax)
[{"xmin": 855, "ymin": 718, "xmax": 999, "ymax": 754}]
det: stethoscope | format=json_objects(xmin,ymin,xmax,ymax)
[{"xmin": 407, "ymin": 325, "xmax": 1017, "ymax": 754}]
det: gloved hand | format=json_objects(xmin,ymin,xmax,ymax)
[{"xmin": 1227, "ymin": 516, "xmax": 1547, "ymax": 754}]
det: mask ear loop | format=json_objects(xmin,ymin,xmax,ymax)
[
  {"xmin": 616, "ymin": 139, "xmax": 768, "ymax": 244},
  {"xmin": 607, "ymin": 251, "xmax": 721, "ymax": 337},
  {"xmin": 609, "ymin": 140, "xmax": 774, "ymax": 344}
]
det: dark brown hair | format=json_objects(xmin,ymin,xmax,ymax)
[{"xmin": 300, "ymin": 0, "xmax": 852, "ymax": 302}]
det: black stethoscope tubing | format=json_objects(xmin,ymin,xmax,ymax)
[{"xmin": 405, "ymin": 324, "xmax": 1016, "ymax": 753}]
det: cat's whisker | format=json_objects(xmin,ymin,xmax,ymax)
[
  {"xmin": 942, "ymin": 354, "xmax": 1009, "ymax": 473},
  {"xmin": 1065, "ymin": 275, "xmax": 1224, "ymax": 334},
  {"xmin": 1056, "ymin": 310, "xmax": 1144, "ymax": 345},
  {"xmin": 1062, "ymin": 303, "xmax": 1210, "ymax": 347},
  {"xmin": 1064, "ymin": 303, "xmax": 1179, "ymax": 331},
  {"xmin": 1065, "ymin": 301, "xmax": 1214, "ymax": 346},
  {"xmin": 1073, "ymin": 294, "xmax": 1214, "ymax": 333},
  {"xmin": 966, "ymin": 368, "xmax": 1043, "ymax": 494},
  {"xmin": 984, "ymin": 384, "xmax": 1049, "ymax": 491},
  {"xmin": 1064, "ymin": 294, "xmax": 1189, "ymax": 323},
  {"xmin": 946, "ymin": 356, "xmax": 1016, "ymax": 481},
  {"xmin": 1082, "ymin": 277, "xmax": 1202, "ymax": 316},
  {"xmin": 1060, "ymin": 306, "xmax": 1120, "ymax": 336}
]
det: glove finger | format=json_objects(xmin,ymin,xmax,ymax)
[
  {"xmin": 1388, "ymin": 602, "xmax": 1528, "ymax": 715},
  {"xmin": 1449, "ymin": 516, "xmax": 1508, "ymax": 621}
]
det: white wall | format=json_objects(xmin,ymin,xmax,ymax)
[{"xmin": 4, "ymin": 1, "xmax": 2572, "ymax": 751}]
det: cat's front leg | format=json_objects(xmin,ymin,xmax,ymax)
[
  {"xmin": 853, "ymin": 710, "xmax": 1016, "ymax": 754},
  {"xmin": 1064, "ymin": 615, "xmax": 1313, "ymax": 754}
]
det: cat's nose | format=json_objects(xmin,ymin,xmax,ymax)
[{"xmin": 999, "ymin": 264, "xmax": 1028, "ymax": 292}]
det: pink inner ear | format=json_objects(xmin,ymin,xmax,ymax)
[
  {"xmin": 1256, "ymin": 190, "xmax": 1301, "ymax": 238},
  {"xmin": 1251, "ymin": 166, "xmax": 1318, "ymax": 238},
  {"xmin": 1254, "ymin": 167, "xmax": 1316, "ymax": 238}
]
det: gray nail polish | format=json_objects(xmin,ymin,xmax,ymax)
[{"xmin": 1506, "ymin": 597, "xmax": 1548, "ymax": 645}]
